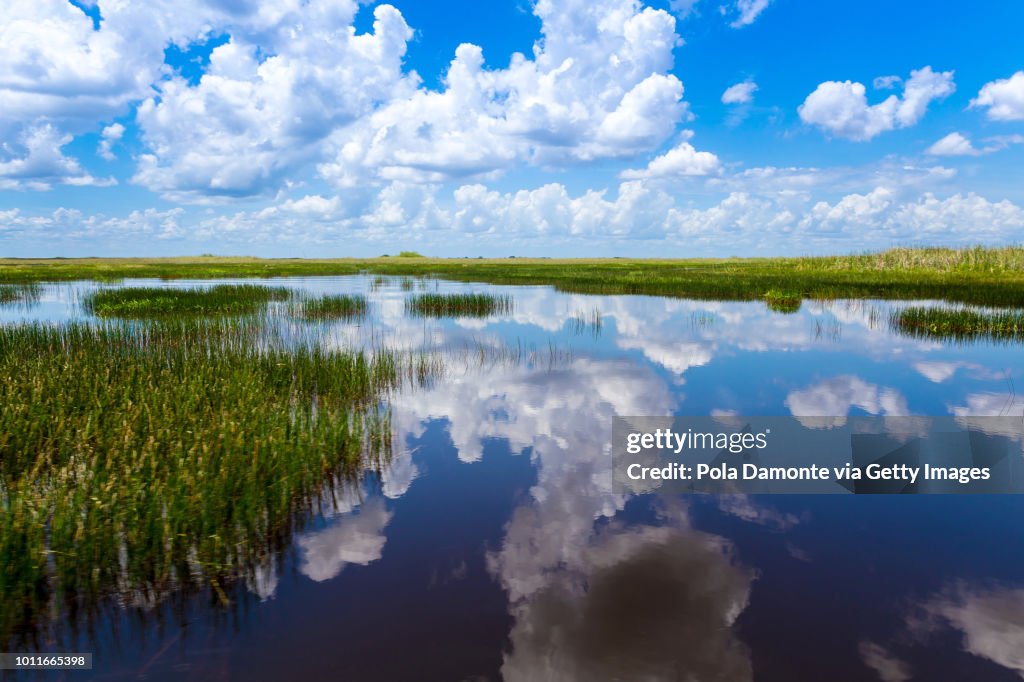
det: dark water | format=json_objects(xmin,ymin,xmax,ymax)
[{"xmin": 4, "ymin": 277, "xmax": 1024, "ymax": 681}]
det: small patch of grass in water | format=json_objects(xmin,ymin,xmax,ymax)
[
  {"xmin": 764, "ymin": 290, "xmax": 802, "ymax": 314},
  {"xmin": 291, "ymin": 294, "xmax": 368, "ymax": 321},
  {"xmin": 406, "ymin": 292, "xmax": 512, "ymax": 318},
  {"xmin": 0, "ymin": 284, "xmax": 40, "ymax": 306},
  {"xmin": 891, "ymin": 306, "xmax": 1024, "ymax": 342},
  {"xmin": 83, "ymin": 284, "xmax": 291, "ymax": 319}
]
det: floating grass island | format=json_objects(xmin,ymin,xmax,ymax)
[
  {"xmin": 891, "ymin": 305, "xmax": 1024, "ymax": 342},
  {"xmin": 83, "ymin": 284, "xmax": 291, "ymax": 318},
  {"xmin": 406, "ymin": 292, "xmax": 513, "ymax": 318}
]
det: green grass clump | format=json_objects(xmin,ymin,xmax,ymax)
[
  {"xmin": 83, "ymin": 284, "xmax": 291, "ymax": 319},
  {"xmin": 292, "ymin": 294, "xmax": 368, "ymax": 321},
  {"xmin": 891, "ymin": 306, "xmax": 1024, "ymax": 342},
  {"xmin": 763, "ymin": 290, "xmax": 802, "ymax": 313},
  {"xmin": 406, "ymin": 292, "xmax": 512, "ymax": 318},
  {"xmin": 0, "ymin": 320, "xmax": 400, "ymax": 645},
  {"xmin": 0, "ymin": 284, "xmax": 40, "ymax": 305}
]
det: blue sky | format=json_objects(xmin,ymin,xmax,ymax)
[{"xmin": 1, "ymin": 0, "xmax": 1023, "ymax": 257}]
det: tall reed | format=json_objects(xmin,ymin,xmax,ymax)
[
  {"xmin": 291, "ymin": 294, "xmax": 368, "ymax": 321},
  {"xmin": 0, "ymin": 284, "xmax": 40, "ymax": 306},
  {"xmin": 891, "ymin": 306, "xmax": 1024, "ymax": 342},
  {"xmin": 0, "ymin": 320, "xmax": 399, "ymax": 646},
  {"xmin": 406, "ymin": 292, "xmax": 512, "ymax": 318},
  {"xmin": 568, "ymin": 308, "xmax": 603, "ymax": 336}
]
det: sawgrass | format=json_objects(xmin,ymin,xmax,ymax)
[
  {"xmin": 83, "ymin": 284, "xmax": 291, "ymax": 319},
  {"xmin": 406, "ymin": 292, "xmax": 513, "ymax": 318},
  {"xmin": 0, "ymin": 284, "xmax": 40, "ymax": 306},
  {"xmin": 5, "ymin": 247, "xmax": 1024, "ymax": 306},
  {"xmin": 568, "ymin": 308, "xmax": 603, "ymax": 336},
  {"xmin": 0, "ymin": 319, "xmax": 403, "ymax": 646},
  {"xmin": 891, "ymin": 306, "xmax": 1024, "ymax": 342},
  {"xmin": 291, "ymin": 294, "xmax": 368, "ymax": 321},
  {"xmin": 763, "ymin": 290, "xmax": 802, "ymax": 313}
]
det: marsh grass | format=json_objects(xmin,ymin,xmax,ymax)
[
  {"xmin": 83, "ymin": 284, "xmax": 291, "ymax": 319},
  {"xmin": 291, "ymin": 294, "xmax": 368, "ymax": 321},
  {"xmin": 568, "ymin": 308, "xmax": 602, "ymax": 337},
  {"xmin": 406, "ymin": 292, "xmax": 513, "ymax": 318},
  {"xmin": 764, "ymin": 290, "xmax": 802, "ymax": 314},
  {"xmin": 7, "ymin": 247, "xmax": 1024, "ymax": 306},
  {"xmin": 813, "ymin": 318, "xmax": 843, "ymax": 342},
  {"xmin": 0, "ymin": 319, "xmax": 405, "ymax": 646},
  {"xmin": 0, "ymin": 284, "xmax": 40, "ymax": 306},
  {"xmin": 891, "ymin": 306, "xmax": 1024, "ymax": 342},
  {"xmin": 844, "ymin": 246, "xmax": 1024, "ymax": 273},
  {"xmin": 439, "ymin": 337, "xmax": 574, "ymax": 373}
]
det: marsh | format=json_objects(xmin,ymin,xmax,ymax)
[{"xmin": 2, "ymin": 274, "xmax": 1024, "ymax": 681}]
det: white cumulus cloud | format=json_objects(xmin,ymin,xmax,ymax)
[
  {"xmin": 799, "ymin": 67, "xmax": 955, "ymax": 141},
  {"xmin": 13, "ymin": 179, "xmax": 1024, "ymax": 254},
  {"xmin": 0, "ymin": 0, "xmax": 161, "ymax": 132},
  {"xmin": 134, "ymin": 2, "xmax": 415, "ymax": 200},
  {"xmin": 320, "ymin": 0, "xmax": 687, "ymax": 187},
  {"xmin": 620, "ymin": 132, "xmax": 721, "ymax": 179},
  {"xmin": 0, "ymin": 124, "xmax": 115, "ymax": 190},
  {"xmin": 970, "ymin": 71, "xmax": 1024, "ymax": 121}
]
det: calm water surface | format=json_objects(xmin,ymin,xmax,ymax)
[{"xmin": 4, "ymin": 276, "xmax": 1024, "ymax": 681}]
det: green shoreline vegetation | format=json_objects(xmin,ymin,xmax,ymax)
[
  {"xmin": 4, "ymin": 246, "xmax": 1024, "ymax": 306},
  {"xmin": 406, "ymin": 292, "xmax": 513, "ymax": 317},
  {"xmin": 0, "ymin": 319, "xmax": 407, "ymax": 646}
]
